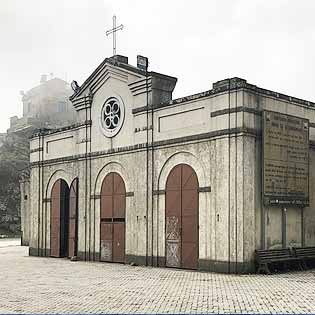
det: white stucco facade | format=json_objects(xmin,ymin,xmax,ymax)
[{"xmin": 26, "ymin": 55, "xmax": 315, "ymax": 273}]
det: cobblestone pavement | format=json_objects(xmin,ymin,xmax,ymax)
[{"xmin": 1, "ymin": 239, "xmax": 315, "ymax": 314}]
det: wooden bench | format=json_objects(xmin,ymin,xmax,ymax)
[
  {"xmin": 255, "ymin": 248, "xmax": 303, "ymax": 274},
  {"xmin": 292, "ymin": 246, "xmax": 315, "ymax": 269}
]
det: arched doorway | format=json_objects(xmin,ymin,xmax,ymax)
[
  {"xmin": 100, "ymin": 172, "xmax": 126, "ymax": 263},
  {"xmin": 50, "ymin": 179, "xmax": 70, "ymax": 257},
  {"xmin": 165, "ymin": 164, "xmax": 199, "ymax": 269},
  {"xmin": 68, "ymin": 178, "xmax": 79, "ymax": 258}
]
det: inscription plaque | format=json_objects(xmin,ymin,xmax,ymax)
[{"xmin": 263, "ymin": 110, "xmax": 309, "ymax": 206}]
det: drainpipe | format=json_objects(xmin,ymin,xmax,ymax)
[
  {"xmin": 145, "ymin": 64, "xmax": 149, "ymax": 266},
  {"xmin": 37, "ymin": 131, "xmax": 41, "ymax": 256}
]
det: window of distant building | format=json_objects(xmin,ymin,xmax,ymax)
[
  {"xmin": 58, "ymin": 101, "xmax": 67, "ymax": 113},
  {"xmin": 27, "ymin": 102, "xmax": 31, "ymax": 113}
]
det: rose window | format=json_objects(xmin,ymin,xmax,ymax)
[{"xmin": 100, "ymin": 97, "xmax": 125, "ymax": 137}]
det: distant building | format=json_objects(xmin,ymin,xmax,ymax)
[
  {"xmin": 9, "ymin": 75, "xmax": 77, "ymax": 244},
  {"xmin": 8, "ymin": 75, "xmax": 76, "ymax": 134},
  {"xmin": 0, "ymin": 133, "xmax": 6, "ymax": 148}
]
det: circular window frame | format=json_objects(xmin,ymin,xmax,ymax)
[{"xmin": 100, "ymin": 96, "xmax": 125, "ymax": 138}]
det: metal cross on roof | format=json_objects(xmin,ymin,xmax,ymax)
[{"xmin": 106, "ymin": 15, "xmax": 123, "ymax": 56}]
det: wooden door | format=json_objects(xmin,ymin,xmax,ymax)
[
  {"xmin": 100, "ymin": 172, "xmax": 126, "ymax": 263},
  {"xmin": 50, "ymin": 179, "xmax": 69, "ymax": 257},
  {"xmin": 68, "ymin": 178, "xmax": 78, "ymax": 258},
  {"xmin": 165, "ymin": 164, "xmax": 198, "ymax": 269}
]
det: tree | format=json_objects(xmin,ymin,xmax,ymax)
[{"xmin": 0, "ymin": 131, "xmax": 30, "ymax": 234}]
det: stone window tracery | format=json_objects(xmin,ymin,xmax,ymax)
[{"xmin": 100, "ymin": 96, "xmax": 125, "ymax": 137}]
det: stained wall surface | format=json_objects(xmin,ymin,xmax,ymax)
[{"xmin": 27, "ymin": 57, "xmax": 315, "ymax": 273}]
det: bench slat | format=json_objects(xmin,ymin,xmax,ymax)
[
  {"xmin": 292, "ymin": 246, "xmax": 315, "ymax": 259},
  {"xmin": 256, "ymin": 248, "xmax": 304, "ymax": 274}
]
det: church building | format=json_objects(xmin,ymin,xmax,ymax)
[{"xmin": 27, "ymin": 54, "xmax": 315, "ymax": 273}]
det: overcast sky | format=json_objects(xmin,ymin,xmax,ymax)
[{"xmin": 1, "ymin": 0, "xmax": 315, "ymax": 132}]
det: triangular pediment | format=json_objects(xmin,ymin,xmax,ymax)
[{"xmin": 70, "ymin": 56, "xmax": 146, "ymax": 111}]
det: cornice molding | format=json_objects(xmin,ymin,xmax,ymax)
[
  {"xmin": 30, "ymin": 127, "xmax": 258, "ymax": 167},
  {"xmin": 31, "ymin": 120, "xmax": 92, "ymax": 139}
]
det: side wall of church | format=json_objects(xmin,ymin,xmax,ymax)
[
  {"xmin": 29, "ymin": 167, "xmax": 39, "ymax": 255},
  {"xmin": 305, "ymin": 147, "xmax": 315, "ymax": 245},
  {"xmin": 242, "ymin": 90, "xmax": 315, "ymax": 251},
  {"xmin": 259, "ymin": 147, "xmax": 315, "ymax": 250}
]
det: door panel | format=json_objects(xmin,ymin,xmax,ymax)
[
  {"xmin": 59, "ymin": 181, "xmax": 69, "ymax": 257},
  {"xmin": 165, "ymin": 215, "xmax": 181, "ymax": 268},
  {"xmin": 113, "ymin": 223, "xmax": 125, "ymax": 263},
  {"xmin": 165, "ymin": 190, "xmax": 181, "ymax": 216},
  {"xmin": 166, "ymin": 240, "xmax": 181, "ymax": 267},
  {"xmin": 113, "ymin": 194, "xmax": 125, "ymax": 218},
  {"xmin": 182, "ymin": 216, "xmax": 197, "ymax": 243},
  {"xmin": 100, "ymin": 223, "xmax": 113, "ymax": 261},
  {"xmin": 114, "ymin": 173, "xmax": 125, "ymax": 193},
  {"xmin": 50, "ymin": 179, "xmax": 69, "ymax": 258},
  {"xmin": 51, "ymin": 180, "xmax": 61, "ymax": 257},
  {"xmin": 101, "ymin": 195, "xmax": 113, "ymax": 218},
  {"xmin": 100, "ymin": 172, "xmax": 126, "ymax": 263},
  {"xmin": 165, "ymin": 164, "xmax": 198, "ymax": 269},
  {"xmin": 68, "ymin": 178, "xmax": 78, "ymax": 258},
  {"xmin": 166, "ymin": 165, "xmax": 181, "ymax": 190},
  {"xmin": 182, "ymin": 242, "xmax": 198, "ymax": 269}
]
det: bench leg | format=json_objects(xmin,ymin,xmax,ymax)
[
  {"xmin": 295, "ymin": 261, "xmax": 303, "ymax": 271},
  {"xmin": 301, "ymin": 260, "xmax": 307, "ymax": 270},
  {"xmin": 257, "ymin": 263, "xmax": 271, "ymax": 275}
]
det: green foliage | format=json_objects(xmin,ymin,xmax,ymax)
[{"xmin": 0, "ymin": 132, "xmax": 30, "ymax": 232}]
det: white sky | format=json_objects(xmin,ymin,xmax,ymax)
[{"xmin": 1, "ymin": 0, "xmax": 315, "ymax": 132}]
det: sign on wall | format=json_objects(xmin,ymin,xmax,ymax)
[{"xmin": 263, "ymin": 110, "xmax": 309, "ymax": 207}]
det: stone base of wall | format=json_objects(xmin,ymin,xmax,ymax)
[
  {"xmin": 29, "ymin": 248, "xmax": 254, "ymax": 273},
  {"xmin": 147, "ymin": 255, "xmax": 166, "ymax": 267},
  {"xmin": 199, "ymin": 259, "xmax": 254, "ymax": 274},
  {"xmin": 21, "ymin": 240, "xmax": 29, "ymax": 246},
  {"xmin": 77, "ymin": 251, "xmax": 100, "ymax": 261},
  {"xmin": 29, "ymin": 247, "xmax": 50, "ymax": 257},
  {"xmin": 21, "ymin": 233, "xmax": 29, "ymax": 246}
]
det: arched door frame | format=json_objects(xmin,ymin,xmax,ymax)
[
  {"xmin": 156, "ymin": 151, "xmax": 207, "ymax": 268},
  {"xmin": 93, "ymin": 162, "xmax": 132, "ymax": 262}
]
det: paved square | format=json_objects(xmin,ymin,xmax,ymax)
[{"xmin": 0, "ymin": 239, "xmax": 315, "ymax": 314}]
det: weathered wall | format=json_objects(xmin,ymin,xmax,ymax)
[
  {"xmin": 29, "ymin": 124, "xmax": 256, "ymax": 273},
  {"xmin": 244, "ymin": 90, "xmax": 315, "ymax": 251},
  {"xmin": 20, "ymin": 179, "xmax": 30, "ymax": 246},
  {"xmin": 26, "ymin": 66, "xmax": 315, "ymax": 273},
  {"xmin": 303, "ymin": 145, "xmax": 315, "ymax": 246}
]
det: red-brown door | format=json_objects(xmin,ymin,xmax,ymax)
[
  {"xmin": 165, "ymin": 164, "xmax": 198, "ymax": 269},
  {"xmin": 51, "ymin": 179, "xmax": 69, "ymax": 258},
  {"xmin": 68, "ymin": 178, "xmax": 78, "ymax": 258},
  {"xmin": 100, "ymin": 172, "xmax": 126, "ymax": 263}
]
